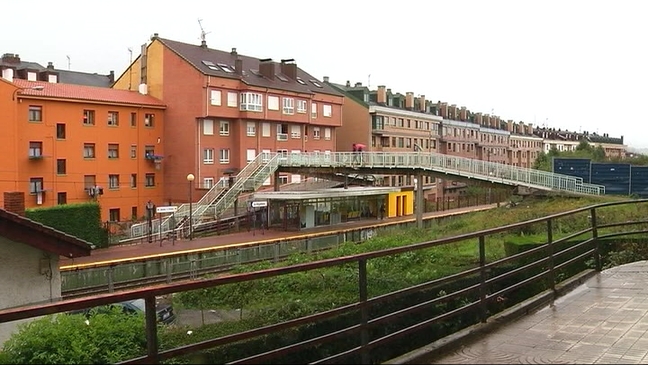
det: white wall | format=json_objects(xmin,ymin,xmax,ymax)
[{"xmin": 0, "ymin": 237, "xmax": 61, "ymax": 345}]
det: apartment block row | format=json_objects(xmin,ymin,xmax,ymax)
[{"xmin": 0, "ymin": 34, "xmax": 626, "ymax": 220}]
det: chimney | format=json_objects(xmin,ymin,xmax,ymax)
[
  {"xmin": 346, "ymin": 80, "xmax": 351, "ymax": 87},
  {"xmin": 355, "ymin": 82, "xmax": 363, "ymax": 87},
  {"xmin": 231, "ymin": 47, "xmax": 237, "ymax": 56},
  {"xmin": 1, "ymin": 53, "xmax": 21, "ymax": 64},
  {"xmin": 235, "ymin": 58, "xmax": 243, "ymax": 75},
  {"xmin": 280, "ymin": 59, "xmax": 297, "ymax": 79},
  {"xmin": 150, "ymin": 33, "xmax": 159, "ymax": 40},
  {"xmin": 440, "ymin": 102, "xmax": 448, "ymax": 118},
  {"xmin": 507, "ymin": 120, "xmax": 514, "ymax": 132},
  {"xmin": 200, "ymin": 40, "xmax": 207, "ymax": 48},
  {"xmin": 483, "ymin": 114, "xmax": 490, "ymax": 126},
  {"xmin": 377, "ymin": 85, "xmax": 386, "ymax": 104},
  {"xmin": 108, "ymin": 70, "xmax": 115, "ymax": 83},
  {"xmin": 460, "ymin": 106, "xmax": 467, "ymax": 121},
  {"xmin": 449, "ymin": 104, "xmax": 457, "ymax": 120},
  {"xmin": 323, "ymin": 76, "xmax": 329, "ymax": 83},
  {"xmin": 475, "ymin": 112, "xmax": 482, "ymax": 124},
  {"xmin": 4, "ymin": 191, "xmax": 25, "ymax": 216},
  {"xmin": 419, "ymin": 95, "xmax": 426, "ymax": 112},
  {"xmin": 621, "ymin": 135, "xmax": 624, "ymax": 144},
  {"xmin": 259, "ymin": 58, "xmax": 275, "ymax": 79},
  {"xmin": 519, "ymin": 121, "xmax": 525, "ymax": 134},
  {"xmin": 47, "ymin": 62, "xmax": 54, "ymax": 70},
  {"xmin": 405, "ymin": 92, "xmax": 414, "ymax": 109}
]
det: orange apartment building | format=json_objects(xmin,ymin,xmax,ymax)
[
  {"xmin": 0, "ymin": 73, "xmax": 166, "ymax": 222},
  {"xmin": 113, "ymin": 35, "xmax": 343, "ymax": 203}
]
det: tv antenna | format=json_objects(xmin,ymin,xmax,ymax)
[
  {"xmin": 368, "ymin": 74, "xmax": 371, "ymax": 88},
  {"xmin": 198, "ymin": 18, "xmax": 210, "ymax": 43},
  {"xmin": 128, "ymin": 47, "xmax": 133, "ymax": 63},
  {"xmin": 66, "ymin": 55, "xmax": 70, "ymax": 70}
]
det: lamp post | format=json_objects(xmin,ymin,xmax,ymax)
[
  {"xmin": 12, "ymin": 85, "xmax": 45, "ymax": 101},
  {"xmin": 186, "ymin": 173, "xmax": 195, "ymax": 240}
]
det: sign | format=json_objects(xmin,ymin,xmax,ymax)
[
  {"xmin": 251, "ymin": 201, "xmax": 268, "ymax": 208},
  {"xmin": 156, "ymin": 206, "xmax": 178, "ymax": 214}
]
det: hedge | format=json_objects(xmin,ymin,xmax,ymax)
[{"xmin": 25, "ymin": 203, "xmax": 104, "ymax": 247}]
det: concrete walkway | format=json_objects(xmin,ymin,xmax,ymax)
[{"xmin": 427, "ymin": 261, "xmax": 648, "ymax": 364}]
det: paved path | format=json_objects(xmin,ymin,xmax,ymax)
[
  {"xmin": 60, "ymin": 204, "xmax": 500, "ymax": 268},
  {"xmin": 429, "ymin": 261, "xmax": 648, "ymax": 364}
]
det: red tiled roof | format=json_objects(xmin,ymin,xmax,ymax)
[{"xmin": 12, "ymin": 79, "xmax": 166, "ymax": 107}]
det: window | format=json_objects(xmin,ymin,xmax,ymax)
[
  {"xmin": 282, "ymin": 97, "xmax": 295, "ymax": 114},
  {"xmin": 28, "ymin": 141, "xmax": 43, "ymax": 158},
  {"xmin": 323, "ymin": 104, "xmax": 332, "ymax": 117},
  {"xmin": 130, "ymin": 112, "xmax": 137, "ymax": 127},
  {"xmin": 83, "ymin": 143, "xmax": 96, "ymax": 158},
  {"xmin": 227, "ymin": 92, "xmax": 237, "ymax": 107},
  {"xmin": 203, "ymin": 119, "xmax": 214, "ymax": 135},
  {"xmin": 109, "ymin": 174, "xmax": 120, "ymax": 189},
  {"xmin": 203, "ymin": 177, "xmax": 214, "ymax": 189},
  {"xmin": 246, "ymin": 149, "xmax": 256, "ymax": 162},
  {"xmin": 240, "ymin": 92, "xmax": 263, "ymax": 111},
  {"xmin": 144, "ymin": 113, "xmax": 154, "ymax": 127},
  {"xmin": 84, "ymin": 175, "xmax": 96, "ymax": 190},
  {"xmin": 276, "ymin": 124, "xmax": 288, "ymax": 141},
  {"xmin": 296, "ymin": 77, "xmax": 306, "ymax": 85},
  {"xmin": 29, "ymin": 106, "xmax": 42, "ymax": 122},
  {"xmin": 109, "ymin": 209, "xmax": 120, "ymax": 222},
  {"xmin": 309, "ymin": 79, "xmax": 323, "ymax": 88},
  {"xmin": 131, "ymin": 206, "xmax": 138, "ymax": 219},
  {"xmin": 108, "ymin": 144, "xmax": 119, "ymax": 159},
  {"xmin": 219, "ymin": 149, "xmax": 230, "ymax": 163},
  {"xmin": 56, "ymin": 123, "xmax": 66, "ymax": 139},
  {"xmin": 291, "ymin": 125, "xmax": 301, "ymax": 139},
  {"xmin": 203, "ymin": 148, "xmax": 214, "ymax": 164},
  {"xmin": 311, "ymin": 103, "xmax": 317, "ymax": 118},
  {"xmin": 56, "ymin": 159, "xmax": 66, "ymax": 174},
  {"xmin": 108, "ymin": 111, "xmax": 119, "ymax": 126},
  {"xmin": 261, "ymin": 149, "xmax": 271, "ymax": 162},
  {"xmin": 83, "ymin": 110, "xmax": 95, "ymax": 125},
  {"xmin": 144, "ymin": 145, "xmax": 155, "ymax": 159},
  {"xmin": 57, "ymin": 192, "xmax": 67, "ymax": 205},
  {"xmin": 297, "ymin": 100, "xmax": 307, "ymax": 113},
  {"xmin": 247, "ymin": 121, "xmax": 256, "ymax": 137},
  {"xmin": 268, "ymin": 96, "xmax": 279, "ymax": 111},
  {"xmin": 313, "ymin": 127, "xmax": 321, "ymax": 140},
  {"xmin": 210, "ymin": 90, "xmax": 222, "ymax": 106},
  {"xmin": 324, "ymin": 127, "xmax": 331, "ymax": 140},
  {"xmin": 145, "ymin": 173, "xmax": 155, "ymax": 187},
  {"xmin": 29, "ymin": 177, "xmax": 43, "ymax": 194},
  {"xmin": 130, "ymin": 174, "xmax": 137, "ymax": 188},
  {"xmin": 278, "ymin": 175, "xmax": 289, "ymax": 184},
  {"xmin": 262, "ymin": 122, "xmax": 271, "ymax": 137},
  {"xmin": 130, "ymin": 145, "xmax": 137, "ymax": 158},
  {"xmin": 27, "ymin": 72, "xmax": 37, "ymax": 81},
  {"xmin": 219, "ymin": 120, "xmax": 229, "ymax": 136}
]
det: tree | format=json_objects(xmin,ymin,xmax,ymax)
[{"xmin": 1, "ymin": 309, "xmax": 147, "ymax": 364}]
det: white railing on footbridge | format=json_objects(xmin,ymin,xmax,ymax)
[{"xmin": 276, "ymin": 151, "xmax": 606, "ymax": 196}]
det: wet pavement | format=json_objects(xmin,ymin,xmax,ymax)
[{"xmin": 428, "ymin": 261, "xmax": 648, "ymax": 364}]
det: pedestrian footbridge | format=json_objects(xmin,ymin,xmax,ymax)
[{"xmin": 126, "ymin": 152, "xmax": 605, "ymax": 242}]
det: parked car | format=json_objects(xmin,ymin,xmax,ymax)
[{"xmin": 68, "ymin": 298, "xmax": 176, "ymax": 325}]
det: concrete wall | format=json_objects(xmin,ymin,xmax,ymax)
[{"xmin": 0, "ymin": 236, "xmax": 61, "ymax": 344}]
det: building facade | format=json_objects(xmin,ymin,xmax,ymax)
[
  {"xmin": 113, "ymin": 35, "xmax": 344, "ymax": 204},
  {"xmin": 0, "ymin": 75, "xmax": 166, "ymax": 222}
]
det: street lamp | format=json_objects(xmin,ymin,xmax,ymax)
[
  {"xmin": 186, "ymin": 173, "xmax": 195, "ymax": 240},
  {"xmin": 12, "ymin": 85, "xmax": 45, "ymax": 101}
]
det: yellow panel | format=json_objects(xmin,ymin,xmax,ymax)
[{"xmin": 404, "ymin": 191, "xmax": 414, "ymax": 215}]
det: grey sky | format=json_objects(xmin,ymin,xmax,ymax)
[{"xmin": 4, "ymin": 0, "xmax": 647, "ymax": 147}]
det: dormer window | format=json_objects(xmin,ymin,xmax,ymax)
[
  {"xmin": 27, "ymin": 71, "xmax": 37, "ymax": 81},
  {"xmin": 48, "ymin": 74, "xmax": 57, "ymax": 83}
]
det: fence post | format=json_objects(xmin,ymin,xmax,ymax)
[
  {"xmin": 166, "ymin": 259, "xmax": 173, "ymax": 284},
  {"xmin": 107, "ymin": 265, "xmax": 114, "ymax": 293},
  {"xmin": 358, "ymin": 258, "xmax": 370, "ymax": 364},
  {"xmin": 273, "ymin": 242, "xmax": 280, "ymax": 263},
  {"xmin": 547, "ymin": 219, "xmax": 555, "ymax": 295},
  {"xmin": 591, "ymin": 208, "xmax": 601, "ymax": 271},
  {"xmin": 478, "ymin": 235, "xmax": 487, "ymax": 323},
  {"xmin": 144, "ymin": 295, "xmax": 160, "ymax": 364}
]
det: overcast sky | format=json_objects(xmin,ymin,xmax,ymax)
[{"xmin": 4, "ymin": 0, "xmax": 647, "ymax": 147}]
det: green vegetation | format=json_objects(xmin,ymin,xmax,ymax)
[
  {"xmin": 5, "ymin": 194, "xmax": 648, "ymax": 364},
  {"xmin": 533, "ymin": 140, "xmax": 648, "ymax": 172},
  {"xmin": 0, "ymin": 309, "xmax": 146, "ymax": 364},
  {"xmin": 25, "ymin": 203, "xmax": 105, "ymax": 247}
]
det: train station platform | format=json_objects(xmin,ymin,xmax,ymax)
[
  {"xmin": 60, "ymin": 203, "xmax": 500, "ymax": 268},
  {"xmin": 405, "ymin": 261, "xmax": 648, "ymax": 364}
]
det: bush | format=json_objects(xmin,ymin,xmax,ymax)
[{"xmin": 26, "ymin": 203, "xmax": 104, "ymax": 247}]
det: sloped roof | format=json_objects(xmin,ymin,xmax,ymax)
[
  {"xmin": 157, "ymin": 38, "xmax": 342, "ymax": 97},
  {"xmin": 0, "ymin": 209, "xmax": 91, "ymax": 258},
  {"xmin": 55, "ymin": 69, "xmax": 113, "ymax": 88},
  {"xmin": 13, "ymin": 79, "xmax": 165, "ymax": 107}
]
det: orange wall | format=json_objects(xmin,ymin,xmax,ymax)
[
  {"xmin": 13, "ymin": 96, "xmax": 165, "ymax": 221},
  {"xmin": 336, "ymin": 96, "xmax": 370, "ymax": 152},
  {"xmin": 0, "ymin": 81, "xmax": 19, "ymax": 198}
]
